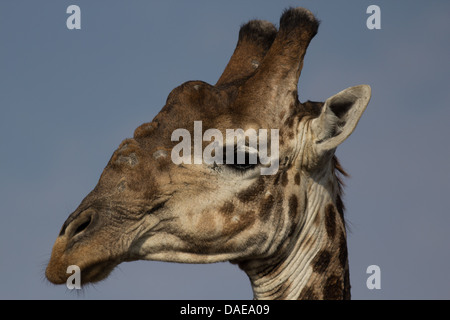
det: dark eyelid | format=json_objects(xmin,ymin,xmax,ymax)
[{"xmin": 220, "ymin": 145, "xmax": 259, "ymax": 171}]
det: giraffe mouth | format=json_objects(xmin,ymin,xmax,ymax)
[
  {"xmin": 45, "ymin": 233, "xmax": 123, "ymax": 286},
  {"xmin": 46, "ymin": 257, "xmax": 120, "ymax": 286}
]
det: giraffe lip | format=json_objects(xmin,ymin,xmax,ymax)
[{"xmin": 46, "ymin": 259, "xmax": 119, "ymax": 286}]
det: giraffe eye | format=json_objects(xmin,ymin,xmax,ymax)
[
  {"xmin": 231, "ymin": 161, "xmax": 257, "ymax": 171},
  {"xmin": 223, "ymin": 146, "xmax": 259, "ymax": 171}
]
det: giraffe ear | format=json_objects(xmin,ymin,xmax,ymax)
[{"xmin": 312, "ymin": 85, "xmax": 371, "ymax": 152}]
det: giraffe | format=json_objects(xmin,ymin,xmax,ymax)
[{"xmin": 45, "ymin": 7, "xmax": 371, "ymax": 299}]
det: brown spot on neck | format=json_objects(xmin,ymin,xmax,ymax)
[
  {"xmin": 288, "ymin": 194, "xmax": 298, "ymax": 219},
  {"xmin": 237, "ymin": 177, "xmax": 265, "ymax": 203},
  {"xmin": 259, "ymin": 193, "xmax": 275, "ymax": 222},
  {"xmin": 323, "ymin": 275, "xmax": 344, "ymax": 300},
  {"xmin": 312, "ymin": 249, "xmax": 331, "ymax": 274}
]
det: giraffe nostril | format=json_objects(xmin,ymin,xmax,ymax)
[
  {"xmin": 73, "ymin": 215, "xmax": 92, "ymax": 236},
  {"xmin": 59, "ymin": 210, "xmax": 95, "ymax": 238}
]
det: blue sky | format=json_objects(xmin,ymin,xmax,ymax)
[{"xmin": 1, "ymin": 0, "xmax": 449, "ymax": 299}]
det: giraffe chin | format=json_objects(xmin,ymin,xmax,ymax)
[{"xmin": 77, "ymin": 261, "xmax": 119, "ymax": 285}]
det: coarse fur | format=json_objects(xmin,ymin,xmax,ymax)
[{"xmin": 46, "ymin": 7, "xmax": 371, "ymax": 300}]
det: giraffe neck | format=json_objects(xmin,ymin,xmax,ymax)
[{"xmin": 239, "ymin": 168, "xmax": 350, "ymax": 300}]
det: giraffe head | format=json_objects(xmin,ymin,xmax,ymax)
[{"xmin": 46, "ymin": 7, "xmax": 370, "ymax": 293}]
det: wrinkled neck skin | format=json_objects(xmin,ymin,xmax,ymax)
[{"xmin": 239, "ymin": 165, "xmax": 350, "ymax": 300}]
